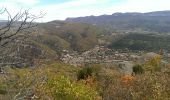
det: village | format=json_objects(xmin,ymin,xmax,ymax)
[{"xmin": 61, "ymin": 46, "xmax": 169, "ymax": 74}]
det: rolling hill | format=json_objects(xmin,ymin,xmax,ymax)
[
  {"xmin": 0, "ymin": 21, "xmax": 106, "ymax": 66},
  {"xmin": 36, "ymin": 21, "xmax": 104, "ymax": 52}
]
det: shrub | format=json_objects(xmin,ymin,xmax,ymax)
[
  {"xmin": 48, "ymin": 76, "xmax": 98, "ymax": 100},
  {"xmin": 77, "ymin": 66, "xmax": 93, "ymax": 80},
  {"xmin": 2, "ymin": 65, "xmax": 98, "ymax": 99},
  {"xmin": 77, "ymin": 64, "xmax": 102, "ymax": 80},
  {"xmin": 98, "ymin": 70, "xmax": 170, "ymax": 100},
  {"xmin": 121, "ymin": 75, "xmax": 134, "ymax": 85},
  {"xmin": 132, "ymin": 64, "xmax": 144, "ymax": 75},
  {"xmin": 144, "ymin": 55, "xmax": 161, "ymax": 72},
  {"xmin": 0, "ymin": 84, "xmax": 7, "ymax": 95},
  {"xmin": 90, "ymin": 64, "xmax": 102, "ymax": 77}
]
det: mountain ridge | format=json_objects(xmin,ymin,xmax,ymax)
[
  {"xmin": 65, "ymin": 10, "xmax": 170, "ymax": 33},
  {"xmin": 66, "ymin": 10, "xmax": 170, "ymax": 20}
]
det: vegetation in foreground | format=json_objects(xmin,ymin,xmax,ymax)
[{"xmin": 0, "ymin": 57, "xmax": 170, "ymax": 100}]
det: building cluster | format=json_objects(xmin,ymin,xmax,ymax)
[
  {"xmin": 61, "ymin": 46, "xmax": 142, "ymax": 65},
  {"xmin": 61, "ymin": 46, "xmax": 170, "ymax": 74}
]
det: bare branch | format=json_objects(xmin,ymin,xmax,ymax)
[
  {"xmin": 0, "ymin": 8, "xmax": 44, "ymax": 47},
  {"xmin": 0, "ymin": 8, "xmax": 44, "ymax": 67},
  {"xmin": 0, "ymin": 7, "xmax": 5, "ymax": 14}
]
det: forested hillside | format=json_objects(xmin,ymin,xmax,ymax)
[
  {"xmin": 37, "ymin": 21, "xmax": 104, "ymax": 52},
  {"xmin": 108, "ymin": 33, "xmax": 170, "ymax": 51}
]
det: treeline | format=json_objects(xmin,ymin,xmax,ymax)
[{"xmin": 108, "ymin": 33, "xmax": 170, "ymax": 51}]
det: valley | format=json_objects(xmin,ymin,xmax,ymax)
[{"xmin": 1, "ymin": 10, "xmax": 170, "ymax": 100}]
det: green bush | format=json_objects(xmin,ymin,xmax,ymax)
[
  {"xmin": 48, "ymin": 76, "xmax": 97, "ymax": 100},
  {"xmin": 144, "ymin": 56, "xmax": 161, "ymax": 72},
  {"xmin": 77, "ymin": 66, "xmax": 93, "ymax": 80},
  {"xmin": 133, "ymin": 64, "xmax": 144, "ymax": 75},
  {"xmin": 0, "ymin": 84, "xmax": 7, "ymax": 95}
]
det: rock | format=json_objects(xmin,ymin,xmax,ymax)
[{"xmin": 117, "ymin": 61, "xmax": 134, "ymax": 75}]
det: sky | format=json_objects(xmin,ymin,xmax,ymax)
[{"xmin": 0, "ymin": 0, "xmax": 170, "ymax": 22}]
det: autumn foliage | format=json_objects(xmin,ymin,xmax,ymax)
[{"xmin": 121, "ymin": 75, "xmax": 134, "ymax": 85}]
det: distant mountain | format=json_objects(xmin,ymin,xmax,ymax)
[
  {"xmin": 0, "ymin": 20, "xmax": 7, "ymax": 22},
  {"xmin": 66, "ymin": 11, "xmax": 170, "ymax": 33}
]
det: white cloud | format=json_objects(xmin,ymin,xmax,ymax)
[
  {"xmin": 0, "ymin": 0, "xmax": 170, "ymax": 22},
  {"xmin": 113, "ymin": 0, "xmax": 170, "ymax": 13},
  {"xmin": 0, "ymin": 0, "xmax": 40, "ymax": 21},
  {"xmin": 3, "ymin": 0, "xmax": 40, "ymax": 6},
  {"xmin": 34, "ymin": 0, "xmax": 170, "ymax": 22},
  {"xmin": 29, "ymin": 0, "xmax": 110, "ymax": 22}
]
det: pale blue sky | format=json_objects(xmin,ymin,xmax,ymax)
[{"xmin": 0, "ymin": 0, "xmax": 170, "ymax": 22}]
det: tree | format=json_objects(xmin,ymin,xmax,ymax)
[{"xmin": 0, "ymin": 8, "xmax": 44, "ymax": 69}]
